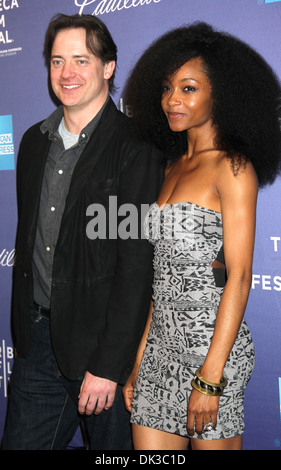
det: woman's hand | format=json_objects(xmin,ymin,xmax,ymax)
[
  {"xmin": 122, "ymin": 370, "xmax": 138, "ymax": 412},
  {"xmin": 187, "ymin": 389, "xmax": 220, "ymax": 436}
]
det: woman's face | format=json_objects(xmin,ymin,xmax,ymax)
[{"xmin": 161, "ymin": 57, "xmax": 213, "ymax": 134}]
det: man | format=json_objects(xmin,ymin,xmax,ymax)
[{"xmin": 1, "ymin": 14, "xmax": 163, "ymax": 450}]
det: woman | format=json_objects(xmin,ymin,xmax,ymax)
[{"xmin": 123, "ymin": 22, "xmax": 281, "ymax": 450}]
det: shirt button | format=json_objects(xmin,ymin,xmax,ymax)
[
  {"xmin": 46, "ymin": 246, "xmax": 51, "ymax": 252},
  {"xmin": 51, "ymin": 206, "xmax": 56, "ymax": 211},
  {"xmin": 81, "ymin": 133, "xmax": 86, "ymax": 138},
  {"xmin": 58, "ymin": 169, "xmax": 63, "ymax": 174}
]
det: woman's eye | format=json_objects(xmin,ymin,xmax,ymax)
[{"xmin": 184, "ymin": 86, "xmax": 196, "ymax": 92}]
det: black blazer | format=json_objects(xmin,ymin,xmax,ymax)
[{"xmin": 12, "ymin": 98, "xmax": 164, "ymax": 382}]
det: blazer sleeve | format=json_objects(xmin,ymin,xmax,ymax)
[{"xmin": 86, "ymin": 140, "xmax": 164, "ymax": 384}]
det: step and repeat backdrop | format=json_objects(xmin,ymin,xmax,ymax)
[{"xmin": 0, "ymin": 0, "xmax": 281, "ymax": 450}]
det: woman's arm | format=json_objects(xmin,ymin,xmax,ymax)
[{"xmin": 187, "ymin": 157, "xmax": 258, "ymax": 436}]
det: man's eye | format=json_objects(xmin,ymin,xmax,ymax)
[{"xmin": 52, "ymin": 60, "xmax": 62, "ymax": 67}]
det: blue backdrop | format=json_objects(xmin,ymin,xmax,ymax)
[{"xmin": 0, "ymin": 0, "xmax": 281, "ymax": 450}]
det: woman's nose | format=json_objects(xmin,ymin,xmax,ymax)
[{"xmin": 167, "ymin": 89, "xmax": 181, "ymax": 106}]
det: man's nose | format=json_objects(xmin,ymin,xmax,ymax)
[{"xmin": 61, "ymin": 62, "xmax": 76, "ymax": 78}]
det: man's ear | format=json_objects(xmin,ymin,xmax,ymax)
[{"xmin": 104, "ymin": 61, "xmax": 116, "ymax": 80}]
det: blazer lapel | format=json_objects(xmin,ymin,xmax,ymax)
[{"xmin": 25, "ymin": 130, "xmax": 51, "ymax": 248}]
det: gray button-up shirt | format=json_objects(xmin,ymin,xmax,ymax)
[{"xmin": 33, "ymin": 99, "xmax": 108, "ymax": 308}]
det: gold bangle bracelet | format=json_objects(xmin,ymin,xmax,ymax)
[
  {"xmin": 191, "ymin": 378, "xmax": 224, "ymax": 396},
  {"xmin": 195, "ymin": 368, "xmax": 228, "ymax": 388},
  {"xmin": 190, "ymin": 368, "xmax": 228, "ymax": 397}
]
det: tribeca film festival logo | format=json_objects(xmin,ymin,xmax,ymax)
[
  {"xmin": 0, "ymin": 115, "xmax": 15, "ymax": 170},
  {"xmin": 0, "ymin": 0, "xmax": 21, "ymax": 57},
  {"xmin": 0, "ymin": 340, "xmax": 13, "ymax": 399},
  {"xmin": 74, "ymin": 0, "xmax": 162, "ymax": 15},
  {"xmin": 252, "ymin": 236, "xmax": 281, "ymax": 291}
]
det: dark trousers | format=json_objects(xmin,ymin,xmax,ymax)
[{"xmin": 1, "ymin": 312, "xmax": 132, "ymax": 450}]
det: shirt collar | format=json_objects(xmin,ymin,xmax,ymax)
[{"xmin": 40, "ymin": 95, "xmax": 110, "ymax": 143}]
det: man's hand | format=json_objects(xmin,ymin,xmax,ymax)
[{"xmin": 78, "ymin": 371, "xmax": 117, "ymax": 416}]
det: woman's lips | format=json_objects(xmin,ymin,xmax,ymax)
[{"xmin": 167, "ymin": 112, "xmax": 183, "ymax": 119}]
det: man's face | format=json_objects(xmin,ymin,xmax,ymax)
[{"xmin": 50, "ymin": 27, "xmax": 115, "ymax": 116}]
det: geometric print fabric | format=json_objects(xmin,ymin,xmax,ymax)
[{"xmin": 131, "ymin": 202, "xmax": 255, "ymax": 439}]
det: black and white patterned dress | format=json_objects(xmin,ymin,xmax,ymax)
[{"xmin": 131, "ymin": 201, "xmax": 255, "ymax": 440}]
